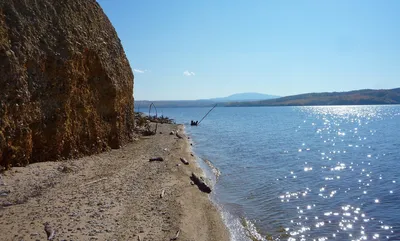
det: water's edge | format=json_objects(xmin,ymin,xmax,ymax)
[{"xmin": 184, "ymin": 125, "xmax": 260, "ymax": 241}]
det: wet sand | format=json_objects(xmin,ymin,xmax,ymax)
[{"xmin": 0, "ymin": 124, "xmax": 229, "ymax": 241}]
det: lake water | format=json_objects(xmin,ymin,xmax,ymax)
[{"xmin": 152, "ymin": 106, "xmax": 400, "ymax": 241}]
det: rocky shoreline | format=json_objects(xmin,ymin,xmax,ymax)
[{"xmin": 0, "ymin": 123, "xmax": 229, "ymax": 241}]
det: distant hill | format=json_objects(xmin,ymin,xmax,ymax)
[
  {"xmin": 209, "ymin": 93, "xmax": 279, "ymax": 102},
  {"xmin": 224, "ymin": 88, "xmax": 400, "ymax": 107},
  {"xmin": 135, "ymin": 92, "xmax": 278, "ymax": 109}
]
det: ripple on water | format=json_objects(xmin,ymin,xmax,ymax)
[{"xmin": 161, "ymin": 106, "xmax": 400, "ymax": 240}]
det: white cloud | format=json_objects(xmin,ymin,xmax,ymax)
[
  {"xmin": 133, "ymin": 68, "xmax": 147, "ymax": 74},
  {"xmin": 183, "ymin": 70, "xmax": 195, "ymax": 76}
]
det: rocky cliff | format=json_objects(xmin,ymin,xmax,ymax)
[{"xmin": 0, "ymin": 0, "xmax": 134, "ymax": 168}]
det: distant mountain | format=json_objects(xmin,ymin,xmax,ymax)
[
  {"xmin": 209, "ymin": 92, "xmax": 279, "ymax": 102},
  {"xmin": 224, "ymin": 88, "xmax": 400, "ymax": 107},
  {"xmin": 135, "ymin": 92, "xmax": 278, "ymax": 109}
]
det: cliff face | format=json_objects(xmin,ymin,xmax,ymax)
[{"xmin": 0, "ymin": 0, "xmax": 134, "ymax": 168}]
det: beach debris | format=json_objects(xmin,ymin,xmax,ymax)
[
  {"xmin": 58, "ymin": 165, "xmax": 73, "ymax": 173},
  {"xmin": 143, "ymin": 122, "xmax": 157, "ymax": 136},
  {"xmin": 80, "ymin": 177, "xmax": 108, "ymax": 187},
  {"xmin": 190, "ymin": 172, "xmax": 212, "ymax": 193},
  {"xmin": 169, "ymin": 131, "xmax": 175, "ymax": 135},
  {"xmin": 149, "ymin": 157, "xmax": 164, "ymax": 162},
  {"xmin": 0, "ymin": 190, "xmax": 10, "ymax": 197},
  {"xmin": 44, "ymin": 222, "xmax": 55, "ymax": 240},
  {"xmin": 180, "ymin": 158, "xmax": 189, "ymax": 165},
  {"xmin": 1, "ymin": 201, "xmax": 12, "ymax": 207},
  {"xmin": 175, "ymin": 132, "xmax": 183, "ymax": 139},
  {"xmin": 170, "ymin": 229, "xmax": 180, "ymax": 241},
  {"xmin": 141, "ymin": 104, "xmax": 158, "ymax": 135},
  {"xmin": 160, "ymin": 189, "xmax": 165, "ymax": 198},
  {"xmin": 190, "ymin": 153, "xmax": 194, "ymax": 157}
]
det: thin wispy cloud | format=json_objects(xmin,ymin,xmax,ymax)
[
  {"xmin": 133, "ymin": 68, "xmax": 147, "ymax": 74},
  {"xmin": 183, "ymin": 70, "xmax": 195, "ymax": 76}
]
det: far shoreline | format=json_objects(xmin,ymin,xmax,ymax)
[{"xmin": 135, "ymin": 87, "xmax": 400, "ymax": 108}]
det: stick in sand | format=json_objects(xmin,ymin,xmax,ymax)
[
  {"xmin": 80, "ymin": 177, "xmax": 108, "ymax": 187},
  {"xmin": 180, "ymin": 158, "xmax": 189, "ymax": 165},
  {"xmin": 160, "ymin": 189, "xmax": 165, "ymax": 198},
  {"xmin": 170, "ymin": 229, "xmax": 180, "ymax": 240}
]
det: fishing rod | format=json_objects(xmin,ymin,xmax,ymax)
[{"xmin": 198, "ymin": 103, "xmax": 218, "ymax": 125}]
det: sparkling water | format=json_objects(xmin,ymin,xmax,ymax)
[{"xmin": 154, "ymin": 106, "xmax": 400, "ymax": 241}]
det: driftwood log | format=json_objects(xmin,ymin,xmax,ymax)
[
  {"xmin": 180, "ymin": 158, "xmax": 189, "ymax": 165},
  {"xmin": 190, "ymin": 172, "xmax": 212, "ymax": 193},
  {"xmin": 175, "ymin": 132, "xmax": 183, "ymax": 139},
  {"xmin": 149, "ymin": 157, "xmax": 164, "ymax": 162}
]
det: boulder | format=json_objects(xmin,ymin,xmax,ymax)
[{"xmin": 0, "ymin": 0, "xmax": 134, "ymax": 168}]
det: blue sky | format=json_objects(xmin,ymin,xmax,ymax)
[{"xmin": 97, "ymin": 0, "xmax": 400, "ymax": 100}]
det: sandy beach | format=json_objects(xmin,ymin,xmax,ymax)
[{"xmin": 0, "ymin": 124, "xmax": 229, "ymax": 241}]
